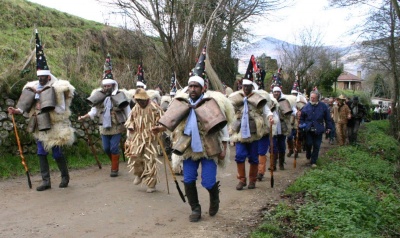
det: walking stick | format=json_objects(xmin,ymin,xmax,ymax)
[
  {"xmin": 79, "ymin": 117, "xmax": 102, "ymax": 169},
  {"xmin": 269, "ymin": 124, "xmax": 274, "ymax": 188},
  {"xmin": 294, "ymin": 115, "xmax": 300, "ymax": 169},
  {"xmin": 156, "ymin": 135, "xmax": 186, "ymax": 203},
  {"xmin": 11, "ymin": 114, "xmax": 32, "ymax": 189}
]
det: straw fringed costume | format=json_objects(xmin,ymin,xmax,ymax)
[
  {"xmin": 170, "ymin": 90, "xmax": 234, "ymax": 168},
  {"xmin": 124, "ymin": 101, "xmax": 163, "ymax": 188},
  {"xmin": 23, "ymin": 78, "xmax": 75, "ymax": 151}
]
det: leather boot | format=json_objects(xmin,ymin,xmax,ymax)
[
  {"xmin": 268, "ymin": 153, "xmax": 277, "ymax": 171},
  {"xmin": 56, "ymin": 156, "xmax": 69, "ymax": 188},
  {"xmin": 248, "ymin": 163, "xmax": 258, "ymax": 189},
  {"xmin": 110, "ymin": 154, "xmax": 119, "ymax": 177},
  {"xmin": 257, "ymin": 155, "xmax": 267, "ymax": 181},
  {"xmin": 207, "ymin": 181, "xmax": 220, "ymax": 216},
  {"xmin": 184, "ymin": 182, "xmax": 201, "ymax": 222},
  {"xmin": 236, "ymin": 163, "xmax": 246, "ymax": 190},
  {"xmin": 279, "ymin": 152, "xmax": 285, "ymax": 170},
  {"xmin": 37, "ymin": 155, "xmax": 51, "ymax": 191},
  {"xmin": 287, "ymin": 140, "xmax": 294, "ymax": 157}
]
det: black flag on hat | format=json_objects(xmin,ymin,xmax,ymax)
[
  {"xmin": 103, "ymin": 53, "xmax": 113, "ymax": 79},
  {"xmin": 35, "ymin": 29, "xmax": 51, "ymax": 76},
  {"xmin": 170, "ymin": 73, "xmax": 177, "ymax": 93},
  {"xmin": 244, "ymin": 55, "xmax": 258, "ymax": 80}
]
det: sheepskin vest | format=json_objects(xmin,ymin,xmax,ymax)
[
  {"xmin": 23, "ymin": 79, "xmax": 75, "ymax": 151},
  {"xmin": 229, "ymin": 91, "xmax": 265, "ymax": 143}
]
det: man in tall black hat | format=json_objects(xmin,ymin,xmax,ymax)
[
  {"xmin": 229, "ymin": 55, "xmax": 272, "ymax": 189},
  {"xmin": 8, "ymin": 29, "xmax": 75, "ymax": 191},
  {"xmin": 79, "ymin": 54, "xmax": 131, "ymax": 177},
  {"xmin": 152, "ymin": 46, "xmax": 234, "ymax": 222}
]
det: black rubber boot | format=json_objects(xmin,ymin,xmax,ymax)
[
  {"xmin": 207, "ymin": 181, "xmax": 220, "ymax": 216},
  {"xmin": 56, "ymin": 157, "xmax": 70, "ymax": 188},
  {"xmin": 37, "ymin": 155, "xmax": 51, "ymax": 191},
  {"xmin": 184, "ymin": 182, "xmax": 201, "ymax": 222}
]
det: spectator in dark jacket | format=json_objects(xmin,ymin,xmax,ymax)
[{"xmin": 299, "ymin": 91, "xmax": 333, "ymax": 168}]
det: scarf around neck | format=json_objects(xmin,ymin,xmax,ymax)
[
  {"xmin": 240, "ymin": 96, "xmax": 251, "ymax": 138},
  {"xmin": 183, "ymin": 94, "xmax": 204, "ymax": 152},
  {"xmin": 103, "ymin": 96, "xmax": 113, "ymax": 128}
]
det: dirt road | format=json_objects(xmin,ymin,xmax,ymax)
[{"xmin": 0, "ymin": 141, "xmax": 331, "ymax": 238}]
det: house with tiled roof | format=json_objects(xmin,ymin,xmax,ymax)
[{"xmin": 336, "ymin": 71, "xmax": 363, "ymax": 91}]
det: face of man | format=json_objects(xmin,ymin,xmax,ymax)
[
  {"xmin": 310, "ymin": 93, "xmax": 319, "ymax": 105},
  {"xmin": 273, "ymin": 90, "xmax": 281, "ymax": 100},
  {"xmin": 102, "ymin": 84, "xmax": 114, "ymax": 95},
  {"xmin": 136, "ymin": 99, "xmax": 149, "ymax": 109},
  {"xmin": 242, "ymin": 84, "xmax": 253, "ymax": 96},
  {"xmin": 38, "ymin": 75, "xmax": 50, "ymax": 86},
  {"xmin": 188, "ymin": 81, "xmax": 204, "ymax": 101}
]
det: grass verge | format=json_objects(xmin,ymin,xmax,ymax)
[{"xmin": 252, "ymin": 120, "xmax": 400, "ymax": 238}]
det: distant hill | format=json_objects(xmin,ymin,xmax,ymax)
[
  {"xmin": 236, "ymin": 36, "xmax": 362, "ymax": 76},
  {"xmin": 0, "ymin": 0, "xmax": 153, "ymax": 97}
]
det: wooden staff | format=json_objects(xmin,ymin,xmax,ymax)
[
  {"xmin": 294, "ymin": 115, "xmax": 300, "ymax": 169},
  {"xmin": 11, "ymin": 114, "xmax": 32, "ymax": 189},
  {"xmin": 80, "ymin": 118, "xmax": 102, "ymax": 169},
  {"xmin": 157, "ymin": 135, "xmax": 186, "ymax": 203},
  {"xmin": 269, "ymin": 124, "xmax": 274, "ymax": 188}
]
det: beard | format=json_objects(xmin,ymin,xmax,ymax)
[{"xmin": 310, "ymin": 101, "xmax": 318, "ymax": 105}]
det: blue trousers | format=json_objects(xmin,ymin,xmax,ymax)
[
  {"xmin": 257, "ymin": 135, "xmax": 270, "ymax": 155},
  {"xmin": 183, "ymin": 158, "xmax": 217, "ymax": 190},
  {"xmin": 305, "ymin": 132, "xmax": 323, "ymax": 164},
  {"xmin": 37, "ymin": 140, "xmax": 63, "ymax": 159},
  {"xmin": 235, "ymin": 141, "xmax": 258, "ymax": 164},
  {"xmin": 101, "ymin": 134, "xmax": 121, "ymax": 155}
]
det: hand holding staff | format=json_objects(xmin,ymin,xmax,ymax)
[{"xmin": 11, "ymin": 114, "xmax": 32, "ymax": 189}]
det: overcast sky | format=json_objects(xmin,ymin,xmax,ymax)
[{"xmin": 28, "ymin": 0, "xmax": 367, "ymax": 46}]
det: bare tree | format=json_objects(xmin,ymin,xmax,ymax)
[
  {"xmin": 277, "ymin": 27, "xmax": 344, "ymax": 95},
  {"xmin": 104, "ymin": 0, "xmax": 288, "ymax": 91},
  {"xmin": 329, "ymin": 0, "xmax": 400, "ymax": 23}
]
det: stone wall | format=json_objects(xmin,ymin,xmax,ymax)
[{"xmin": 0, "ymin": 96, "xmax": 101, "ymax": 155}]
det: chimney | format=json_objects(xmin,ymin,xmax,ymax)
[{"xmin": 357, "ymin": 70, "xmax": 361, "ymax": 79}]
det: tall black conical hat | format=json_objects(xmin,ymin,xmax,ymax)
[
  {"xmin": 244, "ymin": 55, "xmax": 258, "ymax": 80},
  {"xmin": 137, "ymin": 61, "xmax": 146, "ymax": 85},
  {"xmin": 192, "ymin": 46, "xmax": 206, "ymax": 78},
  {"xmin": 36, "ymin": 29, "xmax": 50, "ymax": 76},
  {"xmin": 103, "ymin": 53, "xmax": 113, "ymax": 79}
]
